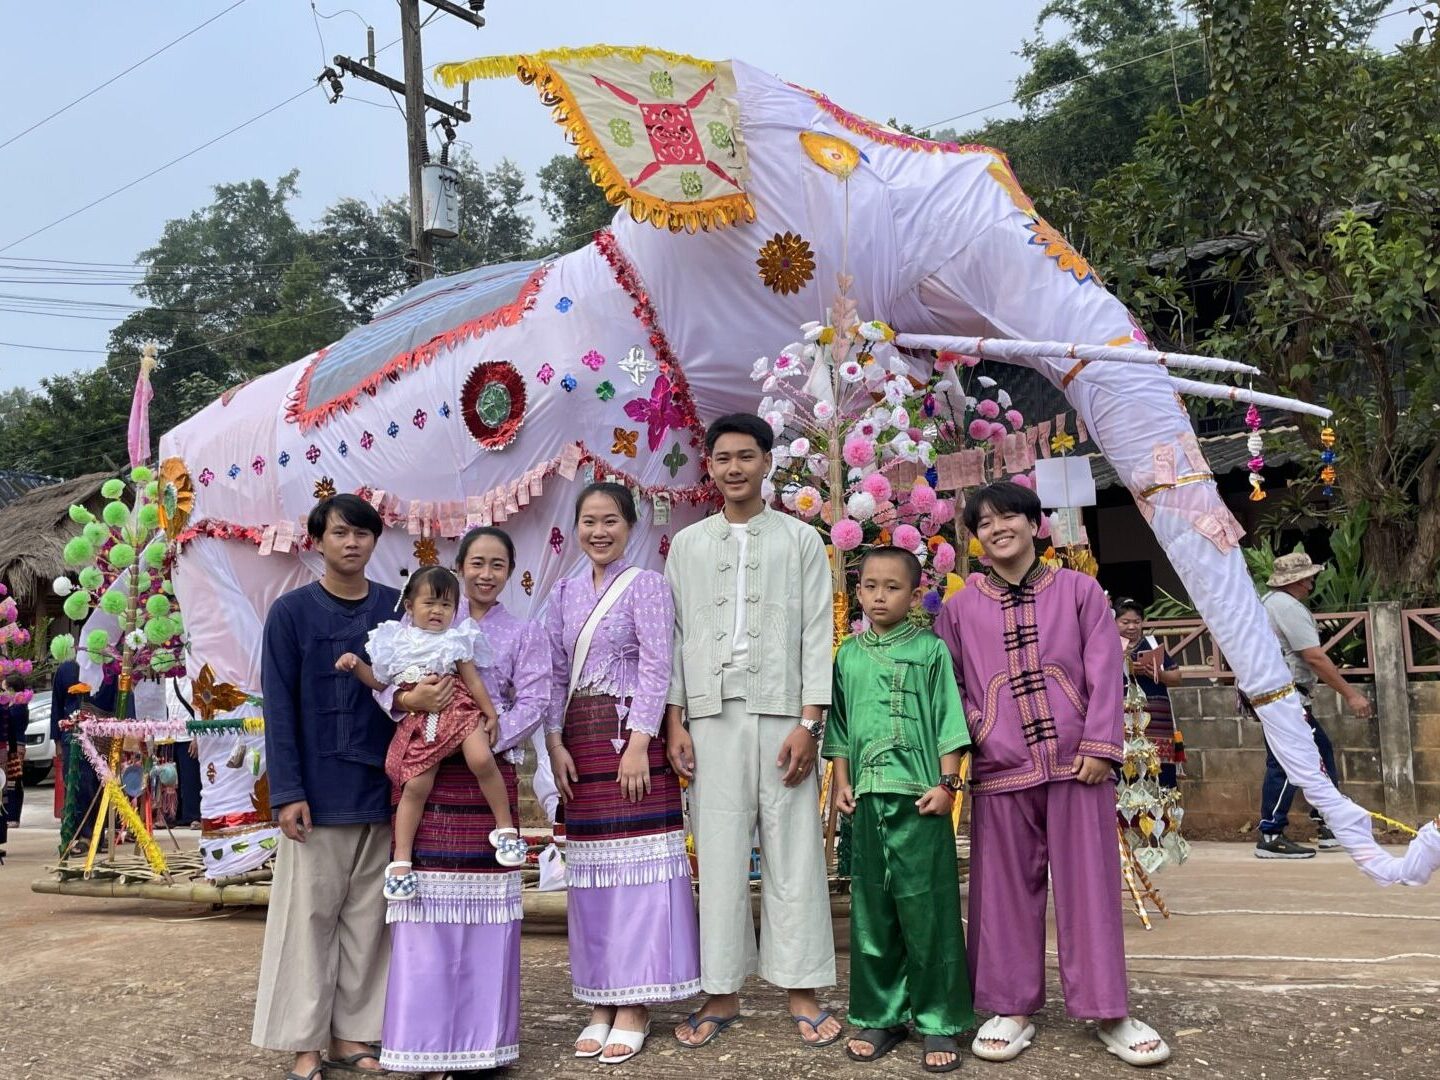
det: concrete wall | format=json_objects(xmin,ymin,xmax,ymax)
[{"xmin": 1173, "ymin": 681, "xmax": 1439, "ymax": 833}]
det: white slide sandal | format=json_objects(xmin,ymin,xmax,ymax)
[
  {"xmin": 574, "ymin": 1023, "xmax": 612, "ymax": 1059},
  {"xmin": 1097, "ymin": 1018, "xmax": 1171, "ymax": 1067},
  {"xmin": 598, "ymin": 1023, "xmax": 651, "ymax": 1065},
  {"xmin": 971, "ymin": 1016, "xmax": 1036, "ymax": 1061}
]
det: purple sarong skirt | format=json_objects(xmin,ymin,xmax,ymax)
[
  {"xmin": 381, "ymin": 758, "xmax": 522, "ymax": 1072},
  {"xmin": 563, "ymin": 693, "xmax": 700, "ymax": 1005}
]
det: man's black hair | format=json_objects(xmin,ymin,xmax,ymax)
[
  {"xmin": 306, "ymin": 493, "xmax": 384, "ymax": 541},
  {"xmin": 403, "ymin": 565, "xmax": 461, "ymax": 607},
  {"xmin": 457, "ymin": 526, "xmax": 515, "ymax": 570},
  {"xmin": 704, "ymin": 412, "xmax": 774, "ymax": 455},
  {"xmin": 962, "ymin": 480, "xmax": 1042, "ymax": 535},
  {"xmin": 574, "ymin": 481, "xmax": 638, "ymax": 526},
  {"xmin": 858, "ymin": 545, "xmax": 923, "ymax": 589}
]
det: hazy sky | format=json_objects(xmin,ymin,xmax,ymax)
[{"xmin": 0, "ymin": 1, "xmax": 1418, "ymax": 394}]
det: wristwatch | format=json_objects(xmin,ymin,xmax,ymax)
[
  {"xmin": 938, "ymin": 773, "xmax": 963, "ymax": 793},
  {"xmin": 799, "ymin": 716, "xmax": 824, "ymax": 739}
]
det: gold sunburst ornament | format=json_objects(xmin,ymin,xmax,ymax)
[
  {"xmin": 191, "ymin": 663, "xmax": 249, "ymax": 722},
  {"xmin": 156, "ymin": 457, "xmax": 195, "ymax": 539},
  {"xmin": 757, "ymin": 232, "xmax": 816, "ymax": 295}
]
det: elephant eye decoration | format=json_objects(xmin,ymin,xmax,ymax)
[{"xmin": 460, "ymin": 360, "xmax": 528, "ymax": 451}]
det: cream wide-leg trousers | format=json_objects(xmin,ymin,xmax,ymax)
[
  {"xmin": 688, "ymin": 692, "xmax": 836, "ymax": 995},
  {"xmin": 251, "ymin": 821, "xmax": 391, "ymax": 1051}
]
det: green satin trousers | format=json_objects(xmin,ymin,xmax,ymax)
[{"xmin": 847, "ymin": 794, "xmax": 975, "ymax": 1035}]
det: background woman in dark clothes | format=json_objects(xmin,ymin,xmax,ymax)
[{"xmin": 1114, "ymin": 599, "xmax": 1184, "ymax": 787}]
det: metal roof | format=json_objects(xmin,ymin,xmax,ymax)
[{"xmin": 0, "ymin": 469, "xmax": 60, "ymax": 508}]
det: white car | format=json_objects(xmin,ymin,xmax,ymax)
[{"xmin": 22, "ymin": 690, "xmax": 54, "ymax": 785}]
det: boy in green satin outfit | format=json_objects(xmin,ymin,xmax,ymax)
[{"xmin": 824, "ymin": 547, "xmax": 974, "ymax": 1072}]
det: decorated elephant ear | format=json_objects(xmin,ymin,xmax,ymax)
[{"xmin": 435, "ymin": 45, "xmax": 753, "ymax": 233}]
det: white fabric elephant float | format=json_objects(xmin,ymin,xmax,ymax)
[{"xmin": 159, "ymin": 45, "xmax": 1437, "ymax": 885}]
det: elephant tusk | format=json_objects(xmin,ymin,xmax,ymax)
[
  {"xmin": 894, "ymin": 333, "xmax": 1262, "ymax": 376},
  {"xmin": 1165, "ymin": 375, "xmax": 1332, "ymax": 419}
]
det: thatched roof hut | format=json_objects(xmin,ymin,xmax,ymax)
[{"xmin": 0, "ymin": 472, "xmax": 112, "ymax": 614}]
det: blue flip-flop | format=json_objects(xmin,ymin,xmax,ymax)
[
  {"xmin": 793, "ymin": 1010, "xmax": 842, "ymax": 1048},
  {"xmin": 676, "ymin": 1012, "xmax": 740, "ymax": 1048}
]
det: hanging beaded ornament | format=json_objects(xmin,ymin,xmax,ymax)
[
  {"xmin": 1245, "ymin": 403, "xmax": 1266, "ymax": 502},
  {"xmin": 1319, "ymin": 425, "xmax": 1337, "ymax": 497}
]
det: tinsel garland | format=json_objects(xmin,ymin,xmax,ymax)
[
  {"xmin": 186, "ymin": 716, "xmax": 265, "ymax": 735},
  {"xmin": 102, "ymin": 778, "xmax": 169, "ymax": 875},
  {"xmin": 594, "ymin": 229, "xmax": 707, "ymax": 448},
  {"xmin": 78, "ymin": 718, "xmax": 188, "ymax": 742}
]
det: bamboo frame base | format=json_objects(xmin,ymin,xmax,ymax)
[{"xmin": 1117, "ymin": 824, "xmax": 1170, "ymax": 929}]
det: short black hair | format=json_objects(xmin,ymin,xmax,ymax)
[
  {"xmin": 404, "ymin": 565, "xmax": 461, "ymax": 607},
  {"xmin": 858, "ymin": 545, "xmax": 923, "ymax": 589},
  {"xmin": 1113, "ymin": 597, "xmax": 1145, "ymax": 620},
  {"xmin": 307, "ymin": 492, "xmax": 383, "ymax": 541},
  {"xmin": 5, "ymin": 673, "xmax": 26, "ymax": 692},
  {"xmin": 705, "ymin": 412, "xmax": 774, "ymax": 455},
  {"xmin": 575, "ymin": 481, "xmax": 637, "ymax": 526},
  {"xmin": 457, "ymin": 526, "xmax": 515, "ymax": 570},
  {"xmin": 962, "ymin": 480, "xmax": 1042, "ymax": 535}
]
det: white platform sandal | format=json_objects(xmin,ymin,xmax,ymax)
[
  {"xmin": 1097, "ymin": 1018, "xmax": 1171, "ymax": 1067},
  {"xmin": 574, "ymin": 1023, "xmax": 613, "ymax": 1059},
  {"xmin": 971, "ymin": 1016, "xmax": 1035, "ymax": 1061},
  {"xmin": 489, "ymin": 827, "xmax": 528, "ymax": 868},
  {"xmin": 382, "ymin": 861, "xmax": 418, "ymax": 901},
  {"xmin": 598, "ymin": 1023, "xmax": 651, "ymax": 1065}
]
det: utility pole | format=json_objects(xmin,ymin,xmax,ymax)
[
  {"xmin": 321, "ymin": 0, "xmax": 483, "ymax": 281},
  {"xmin": 399, "ymin": 0, "xmax": 431, "ymax": 278}
]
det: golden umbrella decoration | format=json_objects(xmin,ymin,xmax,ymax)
[{"xmin": 156, "ymin": 457, "xmax": 195, "ymax": 539}]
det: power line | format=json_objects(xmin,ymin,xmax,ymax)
[
  {"xmin": 0, "ymin": 340, "xmax": 109, "ymax": 354},
  {"xmin": 0, "ymin": 0, "xmax": 250, "ymax": 153},
  {"xmin": 0, "ymin": 84, "xmax": 322, "ymax": 256}
]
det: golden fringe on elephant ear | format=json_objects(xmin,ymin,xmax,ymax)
[{"xmin": 435, "ymin": 46, "xmax": 754, "ymax": 234}]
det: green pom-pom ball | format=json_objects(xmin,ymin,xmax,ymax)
[
  {"xmin": 63, "ymin": 590, "xmax": 92, "ymax": 620},
  {"xmin": 63, "ymin": 536, "xmax": 94, "ymax": 566},
  {"xmin": 130, "ymin": 465, "xmax": 153, "ymax": 484},
  {"xmin": 85, "ymin": 629, "xmax": 110, "ymax": 653},
  {"xmin": 138, "ymin": 504, "xmax": 160, "ymax": 529},
  {"xmin": 149, "ymin": 650, "xmax": 177, "ymax": 673},
  {"xmin": 161, "ymin": 580, "xmax": 174, "ymax": 595},
  {"xmin": 170, "ymin": 611, "xmax": 184, "ymax": 634},
  {"xmin": 145, "ymin": 481, "xmax": 159, "ymax": 499},
  {"xmin": 132, "ymin": 571, "xmax": 153, "ymax": 593},
  {"xmin": 143, "ymin": 542, "xmax": 166, "ymax": 568},
  {"xmin": 83, "ymin": 522, "xmax": 108, "ymax": 546},
  {"xmin": 102, "ymin": 501, "xmax": 129, "ymax": 527},
  {"xmin": 78, "ymin": 566, "xmax": 103, "ymax": 590},
  {"xmin": 68, "ymin": 504, "xmax": 95, "ymax": 525},
  {"xmin": 145, "ymin": 594, "xmax": 171, "ymax": 617},
  {"xmin": 100, "ymin": 478, "xmax": 125, "ymax": 500},
  {"xmin": 109, "ymin": 543, "xmax": 136, "ymax": 569},
  {"xmin": 99, "ymin": 590, "xmax": 127, "ymax": 616},
  {"xmin": 50, "ymin": 634, "xmax": 76, "ymax": 662},
  {"xmin": 144, "ymin": 617, "xmax": 174, "ymax": 645}
]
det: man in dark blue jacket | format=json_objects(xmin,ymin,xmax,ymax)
[{"xmin": 250, "ymin": 494, "xmax": 402, "ymax": 1080}]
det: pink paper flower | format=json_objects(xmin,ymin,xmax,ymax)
[
  {"xmin": 1006, "ymin": 409, "xmax": 1025, "ymax": 430},
  {"xmin": 793, "ymin": 486, "xmax": 823, "ymax": 519},
  {"xmin": 873, "ymin": 500, "xmax": 898, "ymax": 527},
  {"xmin": 930, "ymin": 499, "xmax": 955, "ymax": 526},
  {"xmin": 908, "ymin": 483, "xmax": 937, "ymax": 514},
  {"xmin": 843, "ymin": 436, "xmax": 875, "ymax": 468},
  {"xmin": 1037, "ymin": 514, "xmax": 1052, "ymax": 540},
  {"xmin": 861, "ymin": 472, "xmax": 892, "ymax": 502},
  {"xmin": 933, "ymin": 542, "xmax": 957, "ymax": 575},
  {"xmin": 1010, "ymin": 473, "xmax": 1034, "ymax": 489},
  {"xmin": 961, "ymin": 353, "xmax": 982, "ymax": 367},
  {"xmin": 989, "ymin": 422, "xmax": 1008, "ymax": 441},
  {"xmin": 790, "ymin": 437, "xmax": 811, "ymax": 458},
  {"xmin": 977, "ymin": 398, "xmax": 1000, "ymax": 420},
  {"xmin": 893, "ymin": 524, "xmax": 922, "ymax": 552},
  {"xmin": 831, "ymin": 518, "xmax": 864, "ymax": 551},
  {"xmin": 968, "ymin": 418, "xmax": 991, "ymax": 441}
]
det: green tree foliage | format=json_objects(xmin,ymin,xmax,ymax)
[
  {"xmin": 1073, "ymin": 0, "xmax": 1440, "ymax": 596},
  {"xmin": 0, "ymin": 149, "xmax": 586, "ymax": 478}
]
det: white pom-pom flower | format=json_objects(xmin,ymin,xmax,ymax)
[
  {"xmin": 846, "ymin": 491, "xmax": 877, "ymax": 522},
  {"xmin": 52, "ymin": 576, "xmax": 74, "ymax": 597}
]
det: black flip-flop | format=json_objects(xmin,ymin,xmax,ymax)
[
  {"xmin": 922, "ymin": 1034, "xmax": 962, "ymax": 1073},
  {"xmin": 320, "ymin": 1050, "xmax": 384, "ymax": 1073},
  {"xmin": 282, "ymin": 1068, "xmax": 322, "ymax": 1080},
  {"xmin": 792, "ymin": 1010, "xmax": 842, "ymax": 1048},
  {"xmin": 676, "ymin": 1012, "xmax": 740, "ymax": 1048},
  {"xmin": 845, "ymin": 1025, "xmax": 909, "ymax": 1062}
]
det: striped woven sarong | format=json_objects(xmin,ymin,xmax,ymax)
[{"xmin": 562, "ymin": 693, "xmax": 688, "ymax": 889}]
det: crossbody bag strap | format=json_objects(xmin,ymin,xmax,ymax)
[{"xmin": 566, "ymin": 565, "xmax": 644, "ymax": 706}]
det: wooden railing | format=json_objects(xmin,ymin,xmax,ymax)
[
  {"xmin": 1144, "ymin": 609, "xmax": 1374, "ymax": 681},
  {"xmin": 1403, "ymin": 607, "xmax": 1440, "ymax": 675}
]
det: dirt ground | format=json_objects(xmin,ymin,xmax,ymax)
[{"xmin": 3, "ymin": 786, "xmax": 1437, "ymax": 1080}]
